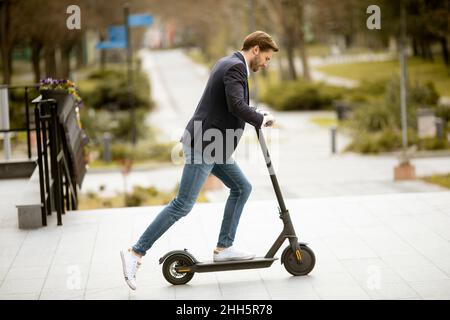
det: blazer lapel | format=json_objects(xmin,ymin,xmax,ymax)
[
  {"xmin": 245, "ymin": 81, "xmax": 249, "ymax": 104},
  {"xmin": 234, "ymin": 52, "xmax": 250, "ymax": 104}
]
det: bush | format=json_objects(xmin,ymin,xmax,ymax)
[
  {"xmin": 99, "ymin": 141, "xmax": 174, "ymax": 163},
  {"xmin": 345, "ymin": 77, "xmax": 447, "ymax": 152},
  {"xmin": 80, "ymin": 107, "xmax": 150, "ymax": 144},
  {"xmin": 80, "ymin": 69, "xmax": 153, "ymax": 112},
  {"xmin": 7, "ymin": 86, "xmax": 39, "ymax": 129},
  {"xmin": 346, "ymin": 129, "xmax": 404, "ymax": 154},
  {"xmin": 417, "ymin": 137, "xmax": 450, "ymax": 151},
  {"xmin": 436, "ymin": 105, "xmax": 450, "ymax": 128},
  {"xmin": 344, "ymin": 80, "xmax": 386, "ymax": 103},
  {"xmin": 358, "ymin": 79, "xmax": 387, "ymax": 97},
  {"xmin": 409, "ymin": 81, "xmax": 439, "ymax": 106},
  {"xmin": 261, "ymin": 81, "xmax": 343, "ymax": 111},
  {"xmin": 350, "ymin": 103, "xmax": 394, "ymax": 132},
  {"xmin": 384, "ymin": 77, "xmax": 440, "ymax": 130},
  {"xmin": 125, "ymin": 186, "xmax": 168, "ymax": 207}
]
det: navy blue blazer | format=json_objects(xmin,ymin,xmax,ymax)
[{"xmin": 180, "ymin": 52, "xmax": 264, "ymax": 162}]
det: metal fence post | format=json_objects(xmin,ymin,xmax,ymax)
[
  {"xmin": 34, "ymin": 104, "xmax": 47, "ymax": 227},
  {"xmin": 331, "ymin": 126, "xmax": 337, "ymax": 154},
  {"xmin": 25, "ymin": 86, "xmax": 32, "ymax": 159},
  {"xmin": 436, "ymin": 118, "xmax": 444, "ymax": 140},
  {"xmin": 48, "ymin": 102, "xmax": 63, "ymax": 226},
  {"xmin": 0, "ymin": 86, "xmax": 11, "ymax": 160},
  {"xmin": 103, "ymin": 132, "xmax": 111, "ymax": 162}
]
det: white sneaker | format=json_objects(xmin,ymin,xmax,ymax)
[
  {"xmin": 120, "ymin": 248, "xmax": 141, "ymax": 290},
  {"xmin": 213, "ymin": 246, "xmax": 256, "ymax": 262}
]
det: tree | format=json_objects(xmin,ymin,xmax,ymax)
[{"xmin": 0, "ymin": 0, "xmax": 13, "ymax": 84}]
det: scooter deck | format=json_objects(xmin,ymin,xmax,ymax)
[{"xmin": 185, "ymin": 257, "xmax": 278, "ymax": 273}]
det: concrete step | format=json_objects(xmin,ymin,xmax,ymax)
[
  {"xmin": 0, "ymin": 159, "xmax": 36, "ymax": 179},
  {"xmin": 16, "ymin": 167, "xmax": 43, "ymax": 229}
]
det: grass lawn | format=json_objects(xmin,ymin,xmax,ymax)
[
  {"xmin": 78, "ymin": 186, "xmax": 208, "ymax": 210},
  {"xmin": 316, "ymin": 57, "xmax": 450, "ymax": 97},
  {"xmin": 310, "ymin": 116, "xmax": 338, "ymax": 128},
  {"xmin": 422, "ymin": 173, "xmax": 450, "ymax": 189}
]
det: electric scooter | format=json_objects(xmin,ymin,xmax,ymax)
[{"xmin": 159, "ymin": 127, "xmax": 315, "ymax": 285}]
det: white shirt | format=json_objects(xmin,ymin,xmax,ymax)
[{"xmin": 238, "ymin": 51, "xmax": 250, "ymax": 78}]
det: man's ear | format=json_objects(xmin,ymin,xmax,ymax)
[{"xmin": 252, "ymin": 45, "xmax": 260, "ymax": 55}]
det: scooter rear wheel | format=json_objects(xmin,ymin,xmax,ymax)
[
  {"xmin": 162, "ymin": 254, "xmax": 195, "ymax": 285},
  {"xmin": 282, "ymin": 244, "xmax": 315, "ymax": 276}
]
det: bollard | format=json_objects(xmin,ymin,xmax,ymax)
[
  {"xmin": 435, "ymin": 118, "xmax": 444, "ymax": 141},
  {"xmin": 331, "ymin": 126, "xmax": 337, "ymax": 154},
  {"xmin": 0, "ymin": 86, "xmax": 11, "ymax": 160},
  {"xmin": 103, "ymin": 132, "xmax": 112, "ymax": 162}
]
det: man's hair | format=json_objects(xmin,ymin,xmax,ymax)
[{"xmin": 241, "ymin": 31, "xmax": 279, "ymax": 52}]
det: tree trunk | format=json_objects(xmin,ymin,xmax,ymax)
[
  {"xmin": 419, "ymin": 40, "xmax": 426, "ymax": 59},
  {"xmin": 0, "ymin": 0, "xmax": 12, "ymax": 84},
  {"xmin": 281, "ymin": 1, "xmax": 297, "ymax": 81},
  {"xmin": 60, "ymin": 44, "xmax": 72, "ymax": 79},
  {"xmin": 425, "ymin": 40, "xmax": 434, "ymax": 61},
  {"xmin": 31, "ymin": 39, "xmax": 42, "ymax": 83},
  {"xmin": 440, "ymin": 37, "xmax": 449, "ymax": 66},
  {"xmin": 277, "ymin": 54, "xmax": 286, "ymax": 81},
  {"xmin": 1, "ymin": 46, "xmax": 12, "ymax": 85},
  {"xmin": 44, "ymin": 46, "xmax": 57, "ymax": 78},
  {"xmin": 294, "ymin": 0, "xmax": 311, "ymax": 81},
  {"xmin": 7, "ymin": 45, "xmax": 12, "ymax": 78},
  {"xmin": 75, "ymin": 38, "xmax": 85, "ymax": 69},
  {"xmin": 298, "ymin": 41, "xmax": 310, "ymax": 81},
  {"xmin": 412, "ymin": 37, "xmax": 418, "ymax": 57},
  {"xmin": 99, "ymin": 32, "xmax": 106, "ymax": 70},
  {"xmin": 285, "ymin": 38, "xmax": 297, "ymax": 81}
]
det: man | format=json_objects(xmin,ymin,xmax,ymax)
[{"xmin": 121, "ymin": 31, "xmax": 279, "ymax": 290}]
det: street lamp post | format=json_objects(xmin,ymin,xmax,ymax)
[
  {"xmin": 124, "ymin": 3, "xmax": 137, "ymax": 145},
  {"xmin": 399, "ymin": 0, "xmax": 408, "ymax": 152},
  {"xmin": 394, "ymin": 0, "xmax": 416, "ymax": 180}
]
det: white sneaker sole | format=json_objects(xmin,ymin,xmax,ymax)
[{"xmin": 120, "ymin": 250, "xmax": 136, "ymax": 290}]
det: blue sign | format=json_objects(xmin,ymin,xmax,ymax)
[
  {"xmin": 95, "ymin": 41, "xmax": 126, "ymax": 49},
  {"xmin": 128, "ymin": 14, "xmax": 153, "ymax": 27},
  {"xmin": 108, "ymin": 26, "xmax": 126, "ymax": 42},
  {"xmin": 96, "ymin": 13, "xmax": 153, "ymax": 50},
  {"xmin": 96, "ymin": 26, "xmax": 126, "ymax": 49}
]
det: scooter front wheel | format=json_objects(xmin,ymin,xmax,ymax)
[
  {"xmin": 282, "ymin": 243, "xmax": 315, "ymax": 276},
  {"xmin": 162, "ymin": 253, "xmax": 195, "ymax": 285}
]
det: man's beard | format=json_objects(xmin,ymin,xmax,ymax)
[{"xmin": 250, "ymin": 54, "xmax": 260, "ymax": 72}]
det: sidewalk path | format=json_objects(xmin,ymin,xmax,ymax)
[{"xmin": 1, "ymin": 191, "xmax": 450, "ymax": 299}]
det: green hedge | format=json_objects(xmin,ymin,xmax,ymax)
[
  {"xmin": 79, "ymin": 69, "xmax": 153, "ymax": 111},
  {"xmin": 345, "ymin": 78, "xmax": 449, "ymax": 153},
  {"xmin": 78, "ymin": 68, "xmax": 155, "ymax": 144},
  {"xmin": 261, "ymin": 81, "xmax": 344, "ymax": 111},
  {"xmin": 99, "ymin": 141, "xmax": 175, "ymax": 163},
  {"xmin": 345, "ymin": 129, "xmax": 404, "ymax": 154}
]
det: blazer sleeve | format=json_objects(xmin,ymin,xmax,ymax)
[{"xmin": 223, "ymin": 63, "xmax": 264, "ymax": 128}]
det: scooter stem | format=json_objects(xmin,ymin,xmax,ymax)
[{"xmin": 255, "ymin": 127, "xmax": 288, "ymax": 213}]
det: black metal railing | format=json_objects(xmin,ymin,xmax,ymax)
[
  {"xmin": 32, "ymin": 96, "xmax": 79, "ymax": 226},
  {"xmin": 0, "ymin": 84, "xmax": 39, "ymax": 160}
]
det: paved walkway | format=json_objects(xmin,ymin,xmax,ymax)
[
  {"xmin": 0, "ymin": 178, "xmax": 29, "ymax": 228},
  {"xmin": 1, "ymin": 191, "xmax": 450, "ymax": 300}
]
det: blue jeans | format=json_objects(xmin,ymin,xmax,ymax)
[{"xmin": 132, "ymin": 144, "xmax": 252, "ymax": 256}]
